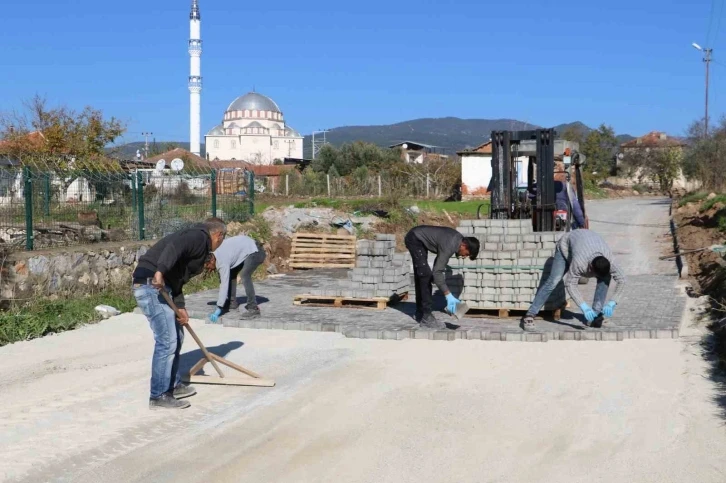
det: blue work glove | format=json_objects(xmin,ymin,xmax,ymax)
[
  {"xmin": 580, "ymin": 303, "xmax": 597, "ymax": 323},
  {"xmin": 445, "ymin": 293, "xmax": 460, "ymax": 314},
  {"xmin": 602, "ymin": 301, "xmax": 617, "ymax": 318},
  {"xmin": 209, "ymin": 308, "xmax": 223, "ymax": 323}
]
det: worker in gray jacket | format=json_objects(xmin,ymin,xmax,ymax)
[
  {"xmin": 521, "ymin": 229, "xmax": 626, "ymax": 332},
  {"xmin": 404, "ymin": 225, "xmax": 480, "ymax": 329},
  {"xmin": 208, "ymin": 235, "xmax": 267, "ymax": 322}
]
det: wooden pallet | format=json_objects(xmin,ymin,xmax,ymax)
[
  {"xmin": 293, "ymin": 292, "xmax": 408, "ymax": 310},
  {"xmin": 464, "ymin": 306, "xmax": 562, "ymax": 320},
  {"xmin": 290, "ymin": 233, "xmax": 357, "ymax": 269}
]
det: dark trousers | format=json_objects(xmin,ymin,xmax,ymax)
[
  {"xmin": 225, "ymin": 247, "xmax": 266, "ymax": 310},
  {"xmin": 405, "ymin": 231, "xmax": 433, "ymax": 318}
]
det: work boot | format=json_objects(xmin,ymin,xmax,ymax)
[
  {"xmin": 419, "ymin": 313, "xmax": 446, "ymax": 329},
  {"xmin": 149, "ymin": 393, "xmax": 191, "ymax": 410},
  {"xmin": 173, "ymin": 383, "xmax": 197, "ymax": 399},
  {"xmin": 239, "ymin": 307, "xmax": 261, "ymax": 319},
  {"xmin": 229, "ymin": 300, "xmax": 240, "ymax": 311},
  {"xmin": 521, "ymin": 315, "xmax": 537, "ymax": 332}
]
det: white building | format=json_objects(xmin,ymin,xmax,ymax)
[{"xmin": 204, "ymin": 92, "xmax": 304, "ymax": 164}]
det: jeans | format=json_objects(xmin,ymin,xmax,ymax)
[
  {"xmin": 405, "ymin": 232, "xmax": 433, "ymax": 318},
  {"xmin": 134, "ymin": 285, "xmax": 184, "ymax": 399},
  {"xmin": 237, "ymin": 247, "xmax": 266, "ymax": 310},
  {"xmin": 526, "ymin": 248, "xmax": 611, "ymax": 316}
]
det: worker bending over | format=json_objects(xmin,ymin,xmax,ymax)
[
  {"xmin": 208, "ymin": 235, "xmax": 267, "ymax": 322},
  {"xmin": 521, "ymin": 229, "xmax": 626, "ymax": 332},
  {"xmin": 404, "ymin": 225, "xmax": 480, "ymax": 329},
  {"xmin": 133, "ymin": 218, "xmax": 227, "ymax": 410}
]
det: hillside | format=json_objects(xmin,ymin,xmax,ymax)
[{"xmin": 302, "ymin": 118, "xmax": 635, "ymax": 157}]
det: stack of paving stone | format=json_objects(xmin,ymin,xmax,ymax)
[
  {"xmin": 311, "ymin": 234, "xmax": 411, "ymax": 299},
  {"xmin": 447, "ymin": 219, "xmax": 565, "ymax": 311}
]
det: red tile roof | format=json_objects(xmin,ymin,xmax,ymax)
[
  {"xmin": 620, "ymin": 131, "xmax": 687, "ymax": 148},
  {"xmin": 457, "ymin": 141, "xmax": 492, "ymax": 155}
]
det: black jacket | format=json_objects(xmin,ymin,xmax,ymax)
[{"xmin": 133, "ymin": 225, "xmax": 211, "ymax": 308}]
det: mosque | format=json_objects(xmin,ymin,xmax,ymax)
[
  {"xmin": 204, "ymin": 92, "xmax": 304, "ymax": 163},
  {"xmin": 186, "ymin": 1, "xmax": 304, "ymax": 164}
]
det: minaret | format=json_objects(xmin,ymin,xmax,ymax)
[{"xmin": 188, "ymin": 0, "xmax": 202, "ymax": 155}]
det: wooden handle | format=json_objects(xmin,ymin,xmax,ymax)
[{"xmin": 159, "ymin": 289, "xmax": 225, "ymax": 378}]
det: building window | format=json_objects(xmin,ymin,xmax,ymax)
[
  {"xmin": 274, "ymin": 140, "xmax": 279, "ymax": 149},
  {"xmin": 214, "ymin": 139, "xmax": 219, "ymax": 149},
  {"xmin": 231, "ymin": 140, "xmax": 236, "ymax": 149}
]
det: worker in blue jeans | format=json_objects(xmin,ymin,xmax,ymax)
[
  {"xmin": 521, "ymin": 229, "xmax": 626, "ymax": 332},
  {"xmin": 133, "ymin": 219, "xmax": 227, "ymax": 410}
]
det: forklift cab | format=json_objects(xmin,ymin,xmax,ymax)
[{"xmin": 489, "ymin": 129, "xmax": 587, "ymax": 232}]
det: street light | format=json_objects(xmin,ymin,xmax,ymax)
[{"xmin": 692, "ymin": 42, "xmax": 713, "ymax": 136}]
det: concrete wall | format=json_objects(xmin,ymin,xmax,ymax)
[
  {"xmin": 2, "ymin": 241, "xmax": 154, "ymax": 302},
  {"xmin": 462, "ymin": 154, "xmax": 529, "ymax": 197}
]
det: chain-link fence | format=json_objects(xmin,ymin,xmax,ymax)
[{"xmin": 0, "ymin": 167, "xmax": 255, "ymax": 251}]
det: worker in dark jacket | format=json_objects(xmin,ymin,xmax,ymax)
[
  {"xmin": 132, "ymin": 218, "xmax": 227, "ymax": 410},
  {"xmin": 404, "ymin": 225, "xmax": 480, "ymax": 328}
]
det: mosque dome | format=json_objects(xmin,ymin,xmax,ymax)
[
  {"xmin": 206, "ymin": 123, "xmax": 224, "ymax": 136},
  {"xmin": 226, "ymin": 92, "xmax": 281, "ymax": 114}
]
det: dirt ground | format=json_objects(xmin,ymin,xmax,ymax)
[{"xmin": 2, "ymin": 198, "xmax": 726, "ymax": 483}]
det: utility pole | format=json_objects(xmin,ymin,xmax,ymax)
[
  {"xmin": 704, "ymin": 48, "xmax": 712, "ymax": 136},
  {"xmin": 312, "ymin": 129, "xmax": 329, "ymax": 159},
  {"xmin": 692, "ymin": 43, "xmax": 713, "ymax": 137},
  {"xmin": 142, "ymin": 132, "xmax": 153, "ymax": 159}
]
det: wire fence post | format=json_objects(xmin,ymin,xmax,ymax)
[
  {"xmin": 23, "ymin": 167, "xmax": 33, "ymax": 250},
  {"xmin": 136, "ymin": 171, "xmax": 145, "ymax": 240},
  {"xmin": 43, "ymin": 172, "xmax": 51, "ymax": 217},
  {"xmin": 130, "ymin": 173, "xmax": 137, "ymax": 211},
  {"xmin": 285, "ymin": 174, "xmax": 289, "ymax": 196},
  {"xmin": 378, "ymin": 174, "xmax": 382, "ymax": 197},
  {"xmin": 210, "ymin": 169, "xmax": 218, "ymax": 218},
  {"xmin": 248, "ymin": 171, "xmax": 255, "ymax": 216}
]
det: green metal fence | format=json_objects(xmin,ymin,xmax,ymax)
[{"xmin": 0, "ymin": 168, "xmax": 255, "ymax": 250}]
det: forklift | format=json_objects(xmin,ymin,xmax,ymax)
[{"xmin": 483, "ymin": 128, "xmax": 588, "ymax": 232}]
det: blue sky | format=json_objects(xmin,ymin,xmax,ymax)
[{"xmin": 0, "ymin": 0, "xmax": 722, "ymax": 145}]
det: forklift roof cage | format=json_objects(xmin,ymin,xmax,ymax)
[{"xmin": 490, "ymin": 129, "xmax": 556, "ymax": 232}]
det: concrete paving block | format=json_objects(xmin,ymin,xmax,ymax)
[
  {"xmin": 600, "ymin": 331, "xmax": 623, "ymax": 342},
  {"xmin": 376, "ymin": 234, "xmax": 396, "ymax": 241},
  {"xmin": 489, "ymin": 227, "xmax": 505, "ymax": 235},
  {"xmin": 472, "ymin": 219, "xmax": 488, "ymax": 227},
  {"xmin": 433, "ymin": 330, "xmax": 456, "ymax": 341},
  {"xmin": 484, "ymin": 243, "xmax": 499, "ymax": 251},
  {"xmin": 523, "ymin": 242, "xmax": 538, "ymax": 250},
  {"xmin": 537, "ymin": 249, "xmax": 554, "ymax": 258},
  {"xmin": 457, "ymin": 227, "xmax": 473, "ymax": 235},
  {"xmin": 523, "ymin": 234, "xmax": 537, "ymax": 243},
  {"xmin": 656, "ymin": 329, "xmax": 679, "ymax": 339},
  {"xmin": 525, "ymin": 333, "xmax": 548, "ymax": 342},
  {"xmin": 413, "ymin": 329, "xmax": 434, "ymax": 340},
  {"xmin": 284, "ymin": 321, "xmax": 303, "ymax": 331},
  {"xmin": 505, "ymin": 332, "xmax": 524, "ymax": 342},
  {"xmin": 474, "ymin": 228, "xmax": 489, "ymax": 234}
]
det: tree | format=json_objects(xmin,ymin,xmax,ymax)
[
  {"xmin": 561, "ymin": 126, "xmax": 585, "ymax": 145},
  {"xmin": 0, "ymin": 95, "xmax": 125, "ymax": 171},
  {"xmin": 621, "ymin": 147, "xmax": 682, "ymax": 191},
  {"xmin": 682, "ymin": 117, "xmax": 726, "ymax": 190},
  {"xmin": 581, "ymin": 124, "xmax": 617, "ymax": 178}
]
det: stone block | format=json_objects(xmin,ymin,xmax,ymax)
[
  {"xmin": 489, "ymin": 227, "xmax": 505, "ymax": 235},
  {"xmin": 433, "ymin": 330, "xmax": 456, "ymax": 341}
]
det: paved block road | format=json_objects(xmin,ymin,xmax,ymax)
[{"xmin": 1, "ymin": 197, "xmax": 725, "ymax": 483}]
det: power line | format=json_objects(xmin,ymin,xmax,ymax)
[
  {"xmin": 707, "ymin": 0, "xmax": 717, "ymax": 46},
  {"xmin": 714, "ymin": 0, "xmax": 725, "ymax": 45}
]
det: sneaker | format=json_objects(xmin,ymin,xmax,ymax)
[
  {"xmin": 229, "ymin": 301, "xmax": 240, "ymax": 310},
  {"xmin": 419, "ymin": 313, "xmax": 446, "ymax": 329},
  {"xmin": 173, "ymin": 383, "xmax": 197, "ymax": 399},
  {"xmin": 149, "ymin": 393, "xmax": 191, "ymax": 410},
  {"xmin": 239, "ymin": 307, "xmax": 261, "ymax": 319},
  {"xmin": 521, "ymin": 315, "xmax": 537, "ymax": 332}
]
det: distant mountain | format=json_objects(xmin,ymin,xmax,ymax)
[{"xmin": 302, "ymin": 117, "xmax": 634, "ymax": 157}]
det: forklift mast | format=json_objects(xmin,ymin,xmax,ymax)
[{"xmin": 490, "ymin": 129, "xmax": 556, "ymax": 232}]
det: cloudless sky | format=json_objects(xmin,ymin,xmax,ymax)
[{"xmin": 1, "ymin": 0, "xmax": 723, "ymax": 145}]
